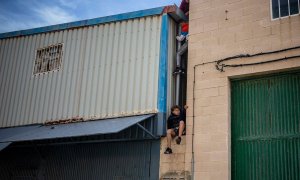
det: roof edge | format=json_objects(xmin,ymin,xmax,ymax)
[
  {"xmin": 0, "ymin": 6, "xmax": 168, "ymax": 40},
  {"xmin": 163, "ymin": 5, "xmax": 188, "ymax": 22}
]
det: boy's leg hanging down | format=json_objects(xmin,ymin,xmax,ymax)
[
  {"xmin": 165, "ymin": 129, "xmax": 175, "ymax": 154},
  {"xmin": 179, "ymin": 121, "xmax": 185, "ymax": 137},
  {"xmin": 167, "ymin": 129, "xmax": 175, "ymax": 148},
  {"xmin": 176, "ymin": 121, "xmax": 185, "ymax": 145}
]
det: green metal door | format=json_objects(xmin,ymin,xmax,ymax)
[{"xmin": 231, "ymin": 72, "xmax": 300, "ymax": 180}]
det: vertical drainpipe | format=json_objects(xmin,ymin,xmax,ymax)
[
  {"xmin": 157, "ymin": 13, "xmax": 169, "ymax": 136},
  {"xmin": 175, "ymin": 25, "xmax": 181, "ymax": 105}
]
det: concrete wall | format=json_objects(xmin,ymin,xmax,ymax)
[{"xmin": 186, "ymin": 0, "xmax": 300, "ymax": 179}]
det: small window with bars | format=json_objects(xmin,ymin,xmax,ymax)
[
  {"xmin": 271, "ymin": 0, "xmax": 300, "ymax": 19},
  {"xmin": 33, "ymin": 43, "xmax": 63, "ymax": 75}
]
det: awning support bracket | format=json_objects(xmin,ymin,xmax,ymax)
[{"xmin": 136, "ymin": 122, "xmax": 156, "ymax": 139}]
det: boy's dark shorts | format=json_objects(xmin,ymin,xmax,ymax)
[
  {"xmin": 172, "ymin": 127, "xmax": 186, "ymax": 136},
  {"xmin": 173, "ymin": 127, "xmax": 179, "ymax": 136},
  {"xmin": 172, "ymin": 121, "xmax": 186, "ymax": 136}
]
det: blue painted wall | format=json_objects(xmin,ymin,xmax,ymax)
[{"xmin": 157, "ymin": 14, "xmax": 169, "ymax": 136}]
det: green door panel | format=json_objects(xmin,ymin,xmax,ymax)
[{"xmin": 231, "ymin": 72, "xmax": 300, "ymax": 180}]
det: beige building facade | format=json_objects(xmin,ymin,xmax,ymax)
[{"xmin": 160, "ymin": 0, "xmax": 300, "ymax": 179}]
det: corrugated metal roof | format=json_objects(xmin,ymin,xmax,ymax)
[
  {"xmin": 0, "ymin": 5, "xmax": 186, "ymax": 40},
  {"xmin": 0, "ymin": 6, "xmax": 165, "ymax": 39},
  {"xmin": 0, "ymin": 114, "xmax": 154, "ymax": 143}
]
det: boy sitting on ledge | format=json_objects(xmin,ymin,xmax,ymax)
[{"xmin": 164, "ymin": 105, "xmax": 187, "ymax": 154}]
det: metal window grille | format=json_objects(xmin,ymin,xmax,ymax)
[{"xmin": 33, "ymin": 43, "xmax": 63, "ymax": 75}]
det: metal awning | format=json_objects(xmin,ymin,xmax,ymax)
[
  {"xmin": 0, "ymin": 142, "xmax": 11, "ymax": 151},
  {"xmin": 0, "ymin": 125, "xmax": 41, "ymax": 151},
  {"xmin": 0, "ymin": 114, "xmax": 155, "ymax": 151}
]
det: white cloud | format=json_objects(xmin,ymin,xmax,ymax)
[
  {"xmin": 34, "ymin": 6, "xmax": 77, "ymax": 25},
  {"xmin": 0, "ymin": 13, "xmax": 44, "ymax": 33},
  {"xmin": 0, "ymin": 0, "xmax": 178, "ymax": 33},
  {"xmin": 58, "ymin": 0, "xmax": 82, "ymax": 9},
  {"xmin": 0, "ymin": 2, "xmax": 78, "ymax": 33}
]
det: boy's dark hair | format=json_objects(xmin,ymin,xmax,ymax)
[{"xmin": 171, "ymin": 105, "xmax": 181, "ymax": 112}]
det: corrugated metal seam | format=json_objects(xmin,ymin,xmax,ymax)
[{"xmin": 0, "ymin": 15, "xmax": 162, "ymax": 127}]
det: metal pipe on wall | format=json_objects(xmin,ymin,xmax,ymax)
[
  {"xmin": 175, "ymin": 25, "xmax": 188, "ymax": 106},
  {"xmin": 175, "ymin": 25, "xmax": 182, "ymax": 105}
]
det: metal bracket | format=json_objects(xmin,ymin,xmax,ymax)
[
  {"xmin": 173, "ymin": 66, "xmax": 185, "ymax": 75},
  {"xmin": 136, "ymin": 123, "xmax": 156, "ymax": 139}
]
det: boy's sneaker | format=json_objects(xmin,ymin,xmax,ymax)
[
  {"xmin": 176, "ymin": 137, "xmax": 182, "ymax": 145},
  {"xmin": 176, "ymin": 35, "xmax": 185, "ymax": 41},
  {"xmin": 164, "ymin": 147, "xmax": 173, "ymax": 154}
]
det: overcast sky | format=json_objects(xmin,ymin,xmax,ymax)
[{"xmin": 0, "ymin": 0, "xmax": 179, "ymax": 33}]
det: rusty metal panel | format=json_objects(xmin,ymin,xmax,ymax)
[
  {"xmin": 231, "ymin": 72, "xmax": 300, "ymax": 180},
  {"xmin": 0, "ymin": 15, "xmax": 163, "ymax": 127}
]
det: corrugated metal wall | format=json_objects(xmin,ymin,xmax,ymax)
[
  {"xmin": 0, "ymin": 140, "xmax": 160, "ymax": 180},
  {"xmin": 231, "ymin": 72, "xmax": 300, "ymax": 180},
  {"xmin": 166, "ymin": 17, "xmax": 177, "ymax": 115},
  {"xmin": 0, "ymin": 15, "xmax": 164, "ymax": 127}
]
